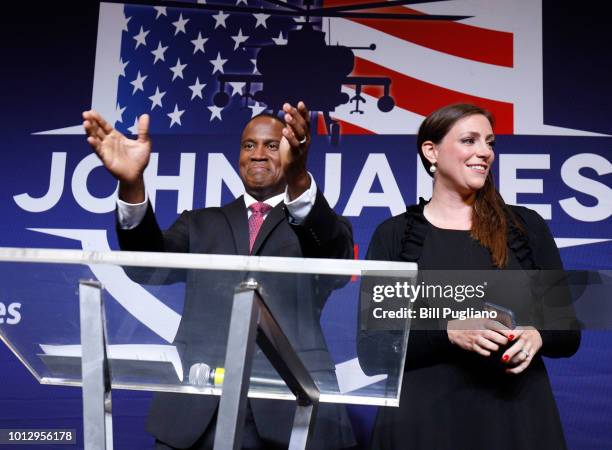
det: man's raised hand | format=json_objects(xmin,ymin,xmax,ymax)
[
  {"xmin": 82, "ymin": 110, "xmax": 151, "ymax": 203},
  {"xmin": 280, "ymin": 101, "xmax": 311, "ymax": 200}
]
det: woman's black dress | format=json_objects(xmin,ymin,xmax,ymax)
[{"xmin": 362, "ymin": 200, "xmax": 581, "ymax": 450}]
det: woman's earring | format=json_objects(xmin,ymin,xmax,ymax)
[{"xmin": 429, "ymin": 163, "xmax": 437, "ymax": 173}]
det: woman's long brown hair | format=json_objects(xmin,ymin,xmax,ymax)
[{"xmin": 417, "ymin": 103, "xmax": 520, "ymax": 268}]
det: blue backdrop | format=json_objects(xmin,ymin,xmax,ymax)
[{"xmin": 0, "ymin": 1, "xmax": 610, "ymax": 449}]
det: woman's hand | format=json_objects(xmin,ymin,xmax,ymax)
[
  {"xmin": 447, "ymin": 318, "xmax": 510, "ymax": 357},
  {"xmin": 501, "ymin": 326, "xmax": 543, "ymax": 375}
]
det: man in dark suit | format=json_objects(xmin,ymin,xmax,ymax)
[{"xmin": 82, "ymin": 103, "xmax": 356, "ymax": 450}]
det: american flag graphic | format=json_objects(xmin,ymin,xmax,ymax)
[
  {"xmin": 97, "ymin": 0, "xmax": 593, "ymax": 138},
  {"xmin": 319, "ymin": 0, "xmax": 514, "ymax": 135},
  {"xmin": 115, "ymin": 0, "xmax": 322, "ymax": 135}
]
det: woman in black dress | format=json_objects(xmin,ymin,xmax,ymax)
[{"xmin": 361, "ymin": 104, "xmax": 581, "ymax": 450}]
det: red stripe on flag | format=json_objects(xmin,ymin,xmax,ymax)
[
  {"xmin": 322, "ymin": 0, "xmax": 513, "ymax": 67},
  {"xmin": 344, "ymin": 57, "xmax": 513, "ymax": 134}
]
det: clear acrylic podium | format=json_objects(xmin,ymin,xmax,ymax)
[{"xmin": 0, "ymin": 247, "xmax": 415, "ymax": 450}]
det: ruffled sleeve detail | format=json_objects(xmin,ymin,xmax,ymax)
[
  {"xmin": 507, "ymin": 210, "xmax": 539, "ymax": 271},
  {"xmin": 399, "ymin": 197, "xmax": 430, "ymax": 263}
]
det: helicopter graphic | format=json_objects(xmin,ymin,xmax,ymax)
[
  {"xmin": 149, "ymin": 0, "xmax": 469, "ymax": 144},
  {"xmin": 213, "ymin": 22, "xmax": 393, "ymax": 145}
]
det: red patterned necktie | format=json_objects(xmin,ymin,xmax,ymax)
[{"xmin": 248, "ymin": 202, "xmax": 273, "ymax": 253}]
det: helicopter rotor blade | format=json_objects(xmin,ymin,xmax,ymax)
[
  {"xmin": 309, "ymin": 0, "xmax": 450, "ymax": 15},
  {"xmin": 107, "ymin": 0, "xmax": 308, "ymax": 18},
  {"xmin": 106, "ymin": 0, "xmax": 467, "ymax": 22},
  {"xmin": 259, "ymin": 0, "xmax": 306, "ymax": 13},
  {"xmin": 307, "ymin": 11, "xmax": 471, "ymax": 20}
]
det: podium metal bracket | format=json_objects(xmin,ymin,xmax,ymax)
[
  {"xmin": 79, "ymin": 280, "xmax": 113, "ymax": 450},
  {"xmin": 214, "ymin": 278, "xmax": 320, "ymax": 450}
]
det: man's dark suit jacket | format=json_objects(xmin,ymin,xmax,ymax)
[{"xmin": 117, "ymin": 190, "xmax": 356, "ymax": 449}]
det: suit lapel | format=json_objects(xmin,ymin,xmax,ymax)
[
  {"xmin": 222, "ymin": 196, "xmax": 250, "ymax": 255},
  {"xmin": 251, "ymin": 202, "xmax": 285, "ymax": 255}
]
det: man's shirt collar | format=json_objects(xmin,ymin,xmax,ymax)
[{"xmin": 243, "ymin": 191, "xmax": 284, "ymax": 210}]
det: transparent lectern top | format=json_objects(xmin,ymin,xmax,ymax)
[{"xmin": 0, "ymin": 248, "xmax": 416, "ymax": 407}]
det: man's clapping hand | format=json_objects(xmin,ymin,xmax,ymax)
[{"xmin": 82, "ymin": 110, "xmax": 151, "ymax": 203}]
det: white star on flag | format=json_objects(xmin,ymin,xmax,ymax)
[
  {"xmin": 231, "ymin": 29, "xmax": 249, "ymax": 50},
  {"xmin": 250, "ymin": 59, "xmax": 259, "ymax": 74},
  {"xmin": 209, "ymin": 52, "xmax": 227, "ymax": 74},
  {"xmin": 191, "ymin": 32, "xmax": 208, "ymax": 54},
  {"xmin": 153, "ymin": 7, "xmax": 167, "ymax": 19},
  {"xmin": 118, "ymin": 58, "xmax": 129, "ymax": 77},
  {"xmin": 189, "ymin": 77, "xmax": 207, "ymax": 99},
  {"xmin": 120, "ymin": 12, "xmax": 131, "ymax": 32},
  {"xmin": 170, "ymin": 58, "xmax": 188, "ymax": 80},
  {"xmin": 130, "ymin": 70, "xmax": 147, "ymax": 94},
  {"xmin": 236, "ymin": 0, "xmax": 248, "ymax": 5},
  {"xmin": 272, "ymin": 31, "xmax": 287, "ymax": 45},
  {"xmin": 213, "ymin": 10, "xmax": 229, "ymax": 29},
  {"xmin": 249, "ymin": 102, "xmax": 267, "ymax": 117},
  {"xmin": 133, "ymin": 26, "xmax": 150, "ymax": 49},
  {"xmin": 253, "ymin": 12, "xmax": 271, "ymax": 29},
  {"xmin": 113, "ymin": 103, "xmax": 127, "ymax": 125},
  {"xmin": 148, "ymin": 86, "xmax": 166, "ymax": 110},
  {"xmin": 208, "ymin": 105, "xmax": 223, "ymax": 121},
  {"xmin": 172, "ymin": 13, "xmax": 189, "ymax": 35},
  {"xmin": 229, "ymin": 82, "xmax": 245, "ymax": 96},
  {"xmin": 151, "ymin": 41, "xmax": 168, "ymax": 64},
  {"xmin": 128, "ymin": 117, "xmax": 140, "ymax": 135},
  {"xmin": 168, "ymin": 104, "xmax": 185, "ymax": 127}
]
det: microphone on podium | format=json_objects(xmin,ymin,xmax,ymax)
[
  {"xmin": 188, "ymin": 363, "xmax": 225, "ymax": 387},
  {"xmin": 188, "ymin": 363, "xmax": 288, "ymax": 388}
]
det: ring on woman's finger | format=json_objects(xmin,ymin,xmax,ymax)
[
  {"xmin": 298, "ymin": 136, "xmax": 307, "ymax": 144},
  {"xmin": 519, "ymin": 349, "xmax": 530, "ymax": 358}
]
